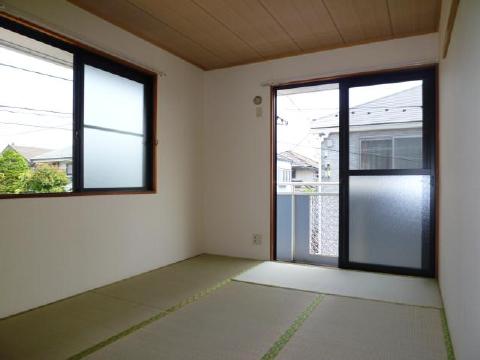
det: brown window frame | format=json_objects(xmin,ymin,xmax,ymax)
[{"xmin": 0, "ymin": 13, "xmax": 157, "ymax": 199}]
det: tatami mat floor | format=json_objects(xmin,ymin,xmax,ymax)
[
  {"xmin": 0, "ymin": 255, "xmax": 259, "ymax": 360},
  {"xmin": 0, "ymin": 255, "xmax": 451, "ymax": 360}
]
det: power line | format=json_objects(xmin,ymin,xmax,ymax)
[
  {"xmin": 0, "ymin": 104, "xmax": 72, "ymax": 115},
  {"xmin": 278, "ymin": 141, "xmax": 421, "ymax": 163},
  {"xmin": 0, "ymin": 62, "xmax": 72, "ymax": 81},
  {"xmin": 0, "ymin": 120, "xmax": 71, "ymax": 131},
  {"xmin": 0, "ymin": 39, "xmax": 72, "ymax": 67},
  {"xmin": 0, "ymin": 125, "xmax": 67, "ymax": 137},
  {"xmin": 0, "ymin": 108, "xmax": 71, "ymax": 118},
  {"xmin": 283, "ymin": 105, "xmax": 422, "ymax": 111}
]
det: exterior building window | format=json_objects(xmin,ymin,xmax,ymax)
[
  {"xmin": 360, "ymin": 136, "xmax": 422, "ymax": 170},
  {"xmin": 279, "ymin": 169, "xmax": 292, "ymax": 182}
]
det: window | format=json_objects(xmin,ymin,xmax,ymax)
[
  {"xmin": 394, "ymin": 136, "xmax": 422, "ymax": 168},
  {"xmin": 359, "ymin": 136, "xmax": 422, "ymax": 169},
  {"xmin": 0, "ymin": 16, "xmax": 156, "ymax": 197},
  {"xmin": 277, "ymin": 169, "xmax": 292, "ymax": 182},
  {"xmin": 346, "ymin": 70, "xmax": 436, "ymax": 276},
  {"xmin": 349, "ymin": 80, "xmax": 423, "ymax": 170},
  {"xmin": 360, "ymin": 138, "xmax": 392, "ymax": 169}
]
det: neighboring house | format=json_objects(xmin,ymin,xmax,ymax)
[
  {"xmin": 1, "ymin": 144, "xmax": 51, "ymax": 163},
  {"xmin": 30, "ymin": 147, "xmax": 73, "ymax": 178},
  {"xmin": 310, "ymin": 85, "xmax": 423, "ymax": 182},
  {"xmin": 1, "ymin": 144, "xmax": 73, "ymax": 178},
  {"xmin": 278, "ymin": 150, "xmax": 319, "ymax": 182},
  {"xmin": 276, "ymin": 86, "xmax": 424, "ymax": 257}
]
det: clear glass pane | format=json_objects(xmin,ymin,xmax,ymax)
[
  {"xmin": 276, "ymin": 83, "xmax": 339, "ymax": 265},
  {"xmin": 360, "ymin": 139, "xmax": 392, "ymax": 169},
  {"xmin": 84, "ymin": 65, "xmax": 144, "ymax": 134},
  {"xmin": 394, "ymin": 137, "xmax": 422, "ymax": 168},
  {"xmin": 349, "ymin": 175, "xmax": 430, "ymax": 269},
  {"xmin": 349, "ymin": 80, "xmax": 423, "ymax": 170},
  {"xmin": 0, "ymin": 26, "xmax": 73, "ymax": 194},
  {"xmin": 84, "ymin": 128, "xmax": 144, "ymax": 188}
]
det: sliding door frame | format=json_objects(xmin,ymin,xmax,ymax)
[{"xmin": 270, "ymin": 65, "xmax": 438, "ymax": 278}]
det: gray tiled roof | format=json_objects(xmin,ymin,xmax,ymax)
[
  {"xmin": 1, "ymin": 144, "xmax": 51, "ymax": 161},
  {"xmin": 278, "ymin": 150, "xmax": 318, "ymax": 168},
  {"xmin": 311, "ymin": 85, "xmax": 422, "ymax": 130},
  {"xmin": 31, "ymin": 146, "xmax": 72, "ymax": 161}
]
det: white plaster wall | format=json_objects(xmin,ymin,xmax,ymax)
[
  {"xmin": 203, "ymin": 34, "xmax": 439, "ymax": 260},
  {"xmin": 0, "ymin": 0, "xmax": 204, "ymax": 318},
  {"xmin": 438, "ymin": 1, "xmax": 480, "ymax": 359}
]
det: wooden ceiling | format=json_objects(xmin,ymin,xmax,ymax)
[{"xmin": 68, "ymin": 0, "xmax": 441, "ymax": 70}]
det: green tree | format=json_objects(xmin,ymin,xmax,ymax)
[
  {"xmin": 25, "ymin": 164, "xmax": 69, "ymax": 193},
  {"xmin": 0, "ymin": 149, "xmax": 30, "ymax": 193}
]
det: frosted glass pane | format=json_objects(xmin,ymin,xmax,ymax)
[
  {"xmin": 84, "ymin": 128, "xmax": 144, "ymax": 188},
  {"xmin": 84, "ymin": 65, "xmax": 144, "ymax": 134},
  {"xmin": 349, "ymin": 80, "xmax": 423, "ymax": 170},
  {"xmin": 349, "ymin": 176, "xmax": 430, "ymax": 269}
]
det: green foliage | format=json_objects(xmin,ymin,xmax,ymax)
[
  {"xmin": 24, "ymin": 164, "xmax": 69, "ymax": 193},
  {"xmin": 0, "ymin": 149, "xmax": 69, "ymax": 194},
  {"xmin": 0, "ymin": 149, "xmax": 30, "ymax": 193}
]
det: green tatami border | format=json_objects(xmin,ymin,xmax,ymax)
[
  {"xmin": 441, "ymin": 309, "xmax": 456, "ymax": 360},
  {"xmin": 68, "ymin": 277, "xmax": 233, "ymax": 360},
  {"xmin": 261, "ymin": 294, "xmax": 324, "ymax": 360}
]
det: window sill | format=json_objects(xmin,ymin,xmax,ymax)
[{"xmin": 0, "ymin": 190, "xmax": 156, "ymax": 200}]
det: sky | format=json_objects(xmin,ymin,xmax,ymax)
[
  {"xmin": 0, "ymin": 41, "xmax": 73, "ymax": 152},
  {"xmin": 276, "ymin": 80, "xmax": 422, "ymax": 159}
]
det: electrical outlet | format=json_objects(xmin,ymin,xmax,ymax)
[{"xmin": 253, "ymin": 233, "xmax": 263, "ymax": 245}]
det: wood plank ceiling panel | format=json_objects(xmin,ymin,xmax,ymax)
[
  {"xmin": 388, "ymin": 0, "xmax": 440, "ymax": 36},
  {"xmin": 129, "ymin": 0, "xmax": 262, "ymax": 67},
  {"xmin": 323, "ymin": 0, "xmax": 393, "ymax": 44},
  {"xmin": 259, "ymin": 0, "xmax": 344, "ymax": 51},
  {"xmin": 193, "ymin": 0, "xmax": 300, "ymax": 59},
  {"xmin": 69, "ymin": 0, "xmax": 224, "ymax": 69},
  {"xmin": 68, "ymin": 0, "xmax": 440, "ymax": 70}
]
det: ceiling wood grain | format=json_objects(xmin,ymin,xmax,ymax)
[
  {"xmin": 194, "ymin": 0, "xmax": 300, "ymax": 58},
  {"xmin": 388, "ymin": 0, "xmax": 440, "ymax": 36},
  {"xmin": 323, "ymin": 0, "xmax": 392, "ymax": 43},
  {"xmin": 260, "ymin": 0, "xmax": 343, "ymax": 51},
  {"xmin": 68, "ymin": 0, "xmax": 441, "ymax": 70}
]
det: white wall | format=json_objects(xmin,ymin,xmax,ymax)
[
  {"xmin": 0, "ymin": 0, "xmax": 204, "ymax": 318},
  {"xmin": 438, "ymin": 1, "xmax": 480, "ymax": 359},
  {"xmin": 203, "ymin": 34, "xmax": 439, "ymax": 260}
]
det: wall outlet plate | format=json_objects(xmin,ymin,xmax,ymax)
[{"xmin": 253, "ymin": 233, "xmax": 263, "ymax": 245}]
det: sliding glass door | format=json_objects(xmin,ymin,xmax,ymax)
[
  {"xmin": 339, "ymin": 69, "xmax": 436, "ymax": 276},
  {"xmin": 274, "ymin": 66, "xmax": 436, "ymax": 277}
]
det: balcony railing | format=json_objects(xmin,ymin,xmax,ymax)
[{"xmin": 277, "ymin": 182, "xmax": 339, "ymax": 262}]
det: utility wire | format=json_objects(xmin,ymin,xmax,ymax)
[
  {"xmin": 283, "ymin": 105, "xmax": 422, "ymax": 111},
  {"xmin": 0, "ymin": 62, "xmax": 72, "ymax": 81},
  {"xmin": 0, "ymin": 120, "xmax": 71, "ymax": 131},
  {"xmin": 0, "ymin": 109, "xmax": 71, "ymax": 118},
  {"xmin": 0, "ymin": 104, "xmax": 72, "ymax": 115},
  {"xmin": 278, "ymin": 141, "xmax": 421, "ymax": 163}
]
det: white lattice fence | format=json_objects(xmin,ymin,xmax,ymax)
[{"xmin": 309, "ymin": 193, "xmax": 339, "ymax": 257}]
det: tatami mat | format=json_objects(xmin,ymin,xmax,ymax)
[
  {"xmin": 234, "ymin": 262, "xmax": 442, "ymax": 308},
  {"xmin": 276, "ymin": 295, "xmax": 448, "ymax": 360},
  {"xmin": 85, "ymin": 282, "xmax": 317, "ymax": 360},
  {"xmin": 0, "ymin": 292, "xmax": 158, "ymax": 360},
  {"xmin": 93, "ymin": 254, "xmax": 259, "ymax": 310},
  {"xmin": 0, "ymin": 255, "xmax": 259, "ymax": 360}
]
